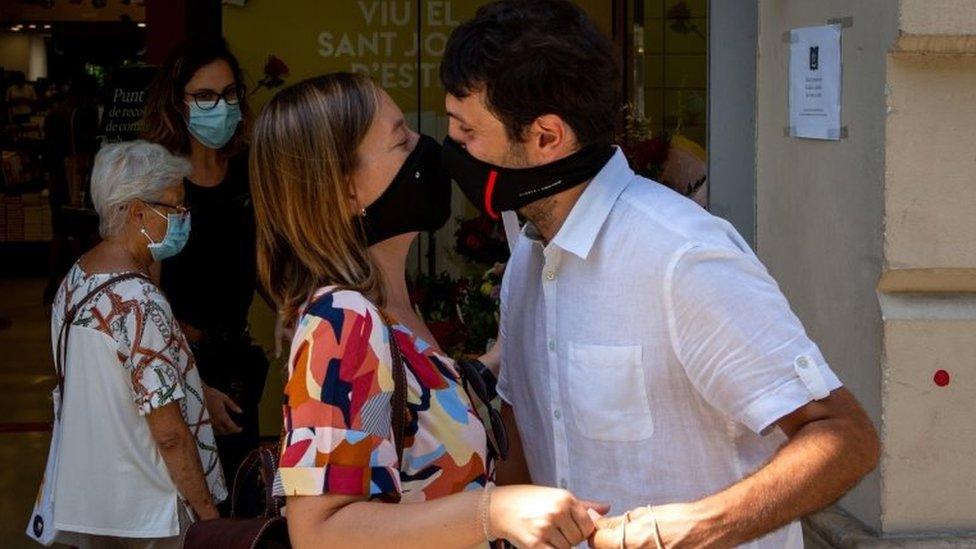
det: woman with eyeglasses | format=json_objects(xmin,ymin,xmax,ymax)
[
  {"xmin": 142, "ymin": 38, "xmax": 271, "ymax": 506},
  {"xmin": 251, "ymin": 73, "xmax": 607, "ymax": 549},
  {"xmin": 36, "ymin": 140, "xmax": 225, "ymax": 548}
]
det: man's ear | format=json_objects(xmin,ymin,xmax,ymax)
[{"xmin": 531, "ymin": 114, "xmax": 576, "ymax": 162}]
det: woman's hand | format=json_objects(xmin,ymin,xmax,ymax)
[
  {"xmin": 202, "ymin": 385, "xmax": 243, "ymax": 435},
  {"xmin": 490, "ymin": 485, "xmax": 610, "ymax": 549},
  {"xmin": 589, "ymin": 503, "xmax": 703, "ymax": 549}
]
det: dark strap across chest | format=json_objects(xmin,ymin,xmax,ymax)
[{"xmin": 55, "ymin": 272, "xmax": 151, "ymax": 418}]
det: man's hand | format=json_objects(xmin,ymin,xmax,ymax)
[
  {"xmin": 203, "ymin": 385, "xmax": 243, "ymax": 435},
  {"xmin": 591, "ymin": 388, "xmax": 879, "ymax": 549},
  {"xmin": 589, "ymin": 504, "xmax": 714, "ymax": 549}
]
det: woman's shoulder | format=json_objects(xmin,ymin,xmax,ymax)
[
  {"xmin": 300, "ymin": 287, "xmax": 384, "ymax": 336},
  {"xmin": 65, "ymin": 263, "xmax": 162, "ymax": 306},
  {"xmin": 288, "ymin": 288, "xmax": 392, "ymax": 403},
  {"xmin": 303, "ymin": 286, "xmax": 375, "ymax": 314},
  {"xmin": 61, "ymin": 265, "xmax": 177, "ymax": 346}
]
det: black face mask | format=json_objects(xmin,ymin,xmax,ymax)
[
  {"xmin": 441, "ymin": 137, "xmax": 615, "ymax": 219},
  {"xmin": 361, "ymin": 134, "xmax": 452, "ymax": 246}
]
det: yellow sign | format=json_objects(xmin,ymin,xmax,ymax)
[{"xmin": 224, "ymin": 0, "xmax": 611, "ymax": 126}]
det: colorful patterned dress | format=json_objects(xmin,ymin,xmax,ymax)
[{"xmin": 274, "ymin": 288, "xmax": 493, "ymax": 502}]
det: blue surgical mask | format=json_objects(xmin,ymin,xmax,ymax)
[
  {"xmin": 187, "ymin": 100, "xmax": 241, "ymax": 149},
  {"xmin": 141, "ymin": 206, "xmax": 191, "ymax": 262}
]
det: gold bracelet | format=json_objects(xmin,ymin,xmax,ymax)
[
  {"xmin": 480, "ymin": 485, "xmax": 495, "ymax": 542},
  {"xmin": 647, "ymin": 505, "xmax": 665, "ymax": 549}
]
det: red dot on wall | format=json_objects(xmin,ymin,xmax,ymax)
[{"xmin": 934, "ymin": 370, "xmax": 951, "ymax": 387}]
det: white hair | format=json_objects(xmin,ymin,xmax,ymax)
[{"xmin": 90, "ymin": 140, "xmax": 191, "ymax": 238}]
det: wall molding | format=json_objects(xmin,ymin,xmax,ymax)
[
  {"xmin": 892, "ymin": 34, "xmax": 976, "ymax": 55},
  {"xmin": 877, "ymin": 269, "xmax": 976, "ymax": 294}
]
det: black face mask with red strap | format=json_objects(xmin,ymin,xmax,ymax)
[{"xmin": 441, "ymin": 136, "xmax": 615, "ymax": 220}]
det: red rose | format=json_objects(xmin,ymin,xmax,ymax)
[
  {"xmin": 264, "ymin": 55, "xmax": 290, "ymax": 79},
  {"xmin": 666, "ymin": 1, "xmax": 692, "ymax": 20}
]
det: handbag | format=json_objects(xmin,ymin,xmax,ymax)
[
  {"xmin": 183, "ymin": 306, "xmax": 408, "ymax": 549},
  {"xmin": 27, "ymin": 272, "xmax": 150, "ymax": 546}
]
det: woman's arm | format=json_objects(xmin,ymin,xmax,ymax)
[
  {"xmin": 287, "ymin": 484, "xmax": 607, "ymax": 549},
  {"xmin": 287, "ymin": 491, "xmax": 483, "ymax": 549},
  {"xmin": 145, "ymin": 401, "xmax": 219, "ymax": 521}
]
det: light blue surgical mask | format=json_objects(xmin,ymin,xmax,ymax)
[
  {"xmin": 141, "ymin": 205, "xmax": 191, "ymax": 262},
  {"xmin": 187, "ymin": 99, "xmax": 241, "ymax": 149}
]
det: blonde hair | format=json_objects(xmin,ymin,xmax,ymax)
[{"xmin": 250, "ymin": 73, "xmax": 382, "ymax": 323}]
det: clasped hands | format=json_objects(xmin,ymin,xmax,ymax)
[{"xmin": 586, "ymin": 502, "xmax": 701, "ymax": 549}]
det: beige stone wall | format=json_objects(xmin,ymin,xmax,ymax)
[
  {"xmin": 756, "ymin": 0, "xmax": 900, "ymax": 531},
  {"xmin": 881, "ymin": 305, "xmax": 976, "ymax": 534},
  {"xmin": 900, "ymin": 0, "xmax": 976, "ymax": 35},
  {"xmin": 885, "ymin": 55, "xmax": 976, "ymax": 271},
  {"xmin": 878, "ymin": 0, "xmax": 976, "ymax": 534},
  {"xmin": 759, "ymin": 0, "xmax": 976, "ymax": 538}
]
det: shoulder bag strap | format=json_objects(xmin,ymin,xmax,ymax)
[
  {"xmin": 385, "ymin": 317, "xmax": 408, "ymax": 463},
  {"xmin": 55, "ymin": 272, "xmax": 151, "ymax": 419}
]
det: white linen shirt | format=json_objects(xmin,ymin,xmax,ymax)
[{"xmin": 497, "ymin": 148, "xmax": 842, "ymax": 548}]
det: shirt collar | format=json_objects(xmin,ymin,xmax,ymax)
[{"xmin": 545, "ymin": 147, "xmax": 633, "ymax": 260}]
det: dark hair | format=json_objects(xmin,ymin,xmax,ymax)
[
  {"xmin": 142, "ymin": 37, "xmax": 250, "ymax": 156},
  {"xmin": 440, "ymin": 0, "xmax": 620, "ymax": 147}
]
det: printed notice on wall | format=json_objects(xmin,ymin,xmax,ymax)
[{"xmin": 789, "ymin": 24, "xmax": 842, "ymax": 140}]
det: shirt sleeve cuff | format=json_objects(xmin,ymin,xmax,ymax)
[{"xmin": 738, "ymin": 363, "xmax": 843, "ymax": 435}]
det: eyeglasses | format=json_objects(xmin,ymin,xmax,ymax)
[
  {"xmin": 457, "ymin": 359, "xmax": 509, "ymax": 461},
  {"xmin": 143, "ymin": 200, "xmax": 190, "ymax": 217},
  {"xmin": 185, "ymin": 86, "xmax": 242, "ymax": 110}
]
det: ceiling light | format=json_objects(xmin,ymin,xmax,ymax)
[
  {"xmin": 28, "ymin": 24, "xmax": 37, "ymax": 29},
  {"xmin": 137, "ymin": 22, "xmax": 146, "ymax": 28}
]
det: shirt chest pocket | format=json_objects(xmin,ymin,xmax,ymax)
[{"xmin": 567, "ymin": 343, "xmax": 653, "ymax": 442}]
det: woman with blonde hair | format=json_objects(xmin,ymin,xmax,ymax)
[{"xmin": 251, "ymin": 72, "xmax": 606, "ymax": 548}]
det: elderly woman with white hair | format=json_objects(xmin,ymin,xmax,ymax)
[{"xmin": 34, "ymin": 140, "xmax": 226, "ymax": 548}]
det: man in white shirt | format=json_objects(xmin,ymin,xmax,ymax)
[{"xmin": 440, "ymin": 1, "xmax": 879, "ymax": 547}]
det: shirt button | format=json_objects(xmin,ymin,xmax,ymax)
[
  {"xmin": 559, "ymin": 478, "xmax": 568, "ymax": 488},
  {"xmin": 548, "ymin": 340, "xmax": 556, "ymax": 351},
  {"xmin": 554, "ymin": 409, "xmax": 561, "ymax": 419},
  {"xmin": 545, "ymin": 271, "xmax": 556, "ymax": 281}
]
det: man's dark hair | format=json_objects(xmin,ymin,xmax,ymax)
[{"xmin": 441, "ymin": 0, "xmax": 620, "ymax": 148}]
